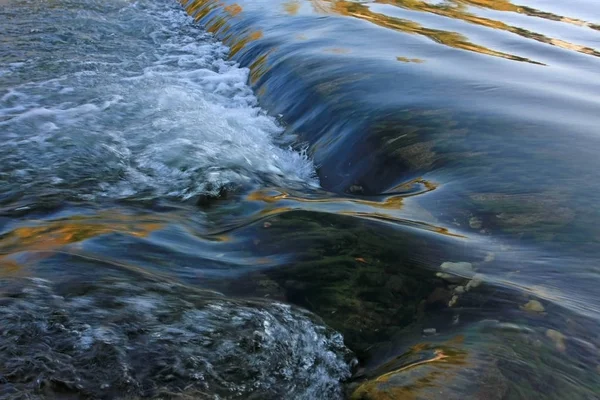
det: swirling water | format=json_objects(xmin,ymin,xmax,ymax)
[{"xmin": 1, "ymin": 0, "xmax": 600, "ymax": 398}]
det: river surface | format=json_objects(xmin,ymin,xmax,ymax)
[{"xmin": 1, "ymin": 0, "xmax": 600, "ymax": 398}]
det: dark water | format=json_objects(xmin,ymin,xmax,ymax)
[{"xmin": 1, "ymin": 0, "xmax": 600, "ymax": 398}]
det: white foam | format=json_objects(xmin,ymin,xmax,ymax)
[
  {"xmin": 0, "ymin": 0, "xmax": 318, "ymax": 202},
  {"xmin": 0, "ymin": 278, "xmax": 352, "ymax": 398}
]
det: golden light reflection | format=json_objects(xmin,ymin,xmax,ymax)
[
  {"xmin": 375, "ymin": 0, "xmax": 600, "ymax": 59},
  {"xmin": 283, "ymin": 0, "xmax": 301, "ymax": 15},
  {"xmin": 454, "ymin": 0, "xmax": 599, "ymax": 31},
  {"xmin": 0, "ymin": 212, "xmax": 164, "ymax": 257},
  {"xmin": 184, "ymin": 0, "xmax": 219, "ymax": 22},
  {"xmin": 228, "ymin": 30, "xmax": 263, "ymax": 56},
  {"xmin": 384, "ymin": 178, "xmax": 438, "ymax": 195},
  {"xmin": 245, "ymin": 188, "xmax": 464, "ymax": 238},
  {"xmin": 247, "ymin": 188, "xmax": 404, "ymax": 209},
  {"xmin": 339, "ymin": 211, "xmax": 466, "ymax": 238},
  {"xmin": 248, "ymin": 48, "xmax": 274, "ymax": 85},
  {"xmin": 324, "ymin": 47, "xmax": 351, "ymax": 54},
  {"xmin": 397, "ymin": 56, "xmax": 425, "ymax": 63},
  {"xmin": 183, "ymin": 0, "xmax": 599, "ymax": 63},
  {"xmin": 224, "ymin": 3, "xmax": 242, "ymax": 16},
  {"xmin": 310, "ymin": 0, "xmax": 540, "ymax": 64},
  {"xmin": 0, "ymin": 258, "xmax": 23, "ymax": 278},
  {"xmin": 182, "ymin": 0, "xmax": 264, "ymax": 57}
]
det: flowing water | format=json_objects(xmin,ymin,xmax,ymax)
[{"xmin": 1, "ymin": 0, "xmax": 600, "ymax": 398}]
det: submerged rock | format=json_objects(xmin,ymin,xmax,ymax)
[
  {"xmin": 349, "ymin": 315, "xmax": 600, "ymax": 400},
  {"xmin": 441, "ymin": 261, "xmax": 474, "ymax": 275},
  {"xmin": 449, "ymin": 294, "xmax": 459, "ymax": 307},
  {"xmin": 466, "ymin": 274, "xmax": 484, "ymax": 291},
  {"xmin": 231, "ymin": 212, "xmax": 445, "ymax": 361},
  {"xmin": 546, "ymin": 329, "xmax": 567, "ymax": 352},
  {"xmin": 349, "ymin": 339, "xmax": 507, "ymax": 400},
  {"xmin": 348, "ymin": 184, "xmax": 365, "ymax": 194},
  {"xmin": 422, "ymin": 328, "xmax": 437, "ymax": 336},
  {"xmin": 469, "ymin": 216, "xmax": 483, "ymax": 229},
  {"xmin": 437, "ymin": 262, "xmax": 476, "ymax": 286},
  {"xmin": 521, "ymin": 299, "xmax": 545, "ymax": 313}
]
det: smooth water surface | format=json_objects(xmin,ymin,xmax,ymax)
[{"xmin": 1, "ymin": 0, "xmax": 600, "ymax": 398}]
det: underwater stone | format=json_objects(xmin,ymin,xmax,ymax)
[
  {"xmin": 423, "ymin": 328, "xmax": 437, "ymax": 336},
  {"xmin": 349, "ymin": 339, "xmax": 507, "ymax": 400},
  {"xmin": 521, "ymin": 299, "xmax": 545, "ymax": 313},
  {"xmin": 546, "ymin": 329, "xmax": 566, "ymax": 352},
  {"xmin": 469, "ymin": 216, "xmax": 483, "ymax": 229},
  {"xmin": 449, "ymin": 295, "xmax": 459, "ymax": 307},
  {"xmin": 466, "ymin": 274, "xmax": 484, "ymax": 291},
  {"xmin": 347, "ymin": 185, "xmax": 364, "ymax": 194}
]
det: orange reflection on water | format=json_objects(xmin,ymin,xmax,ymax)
[
  {"xmin": 229, "ymin": 30, "xmax": 263, "ymax": 56},
  {"xmin": 283, "ymin": 0, "xmax": 301, "ymax": 15},
  {"xmin": 384, "ymin": 178, "xmax": 438, "ymax": 195},
  {"xmin": 247, "ymin": 188, "xmax": 404, "ymax": 209},
  {"xmin": 0, "ymin": 258, "xmax": 24, "ymax": 278},
  {"xmin": 339, "ymin": 211, "xmax": 465, "ymax": 238},
  {"xmin": 379, "ymin": 0, "xmax": 600, "ymax": 59},
  {"xmin": 311, "ymin": 0, "xmax": 541, "ymax": 64},
  {"xmin": 454, "ymin": 0, "xmax": 599, "ymax": 31},
  {"xmin": 182, "ymin": 0, "xmax": 264, "ymax": 57},
  {"xmin": 249, "ymin": 49, "xmax": 274, "ymax": 84},
  {"xmin": 224, "ymin": 3, "xmax": 242, "ymax": 16},
  {"xmin": 397, "ymin": 56, "xmax": 425, "ymax": 63},
  {"xmin": 183, "ymin": 0, "xmax": 219, "ymax": 22},
  {"xmin": 245, "ymin": 188, "xmax": 465, "ymax": 238},
  {"xmin": 183, "ymin": 0, "xmax": 599, "ymax": 63},
  {"xmin": 0, "ymin": 212, "xmax": 164, "ymax": 257},
  {"xmin": 324, "ymin": 47, "xmax": 351, "ymax": 54}
]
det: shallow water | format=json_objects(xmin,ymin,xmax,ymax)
[{"xmin": 1, "ymin": 0, "xmax": 600, "ymax": 398}]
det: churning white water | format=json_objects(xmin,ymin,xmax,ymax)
[
  {"xmin": 0, "ymin": 0, "xmax": 318, "ymax": 205},
  {"xmin": 0, "ymin": 2, "xmax": 351, "ymax": 399}
]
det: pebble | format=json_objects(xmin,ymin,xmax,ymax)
[
  {"xmin": 423, "ymin": 328, "xmax": 437, "ymax": 336},
  {"xmin": 521, "ymin": 300, "xmax": 545, "ymax": 313},
  {"xmin": 348, "ymin": 185, "xmax": 364, "ymax": 194},
  {"xmin": 466, "ymin": 274, "xmax": 484, "ymax": 291},
  {"xmin": 441, "ymin": 261, "xmax": 474, "ymax": 275},
  {"xmin": 469, "ymin": 216, "xmax": 483, "ymax": 229},
  {"xmin": 448, "ymin": 295, "xmax": 459, "ymax": 307},
  {"xmin": 546, "ymin": 329, "xmax": 566, "ymax": 352}
]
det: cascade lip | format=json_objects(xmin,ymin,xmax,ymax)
[{"xmin": 180, "ymin": 0, "xmax": 600, "ymax": 197}]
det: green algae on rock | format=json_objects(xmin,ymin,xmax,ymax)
[{"xmin": 220, "ymin": 211, "xmax": 457, "ymax": 360}]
